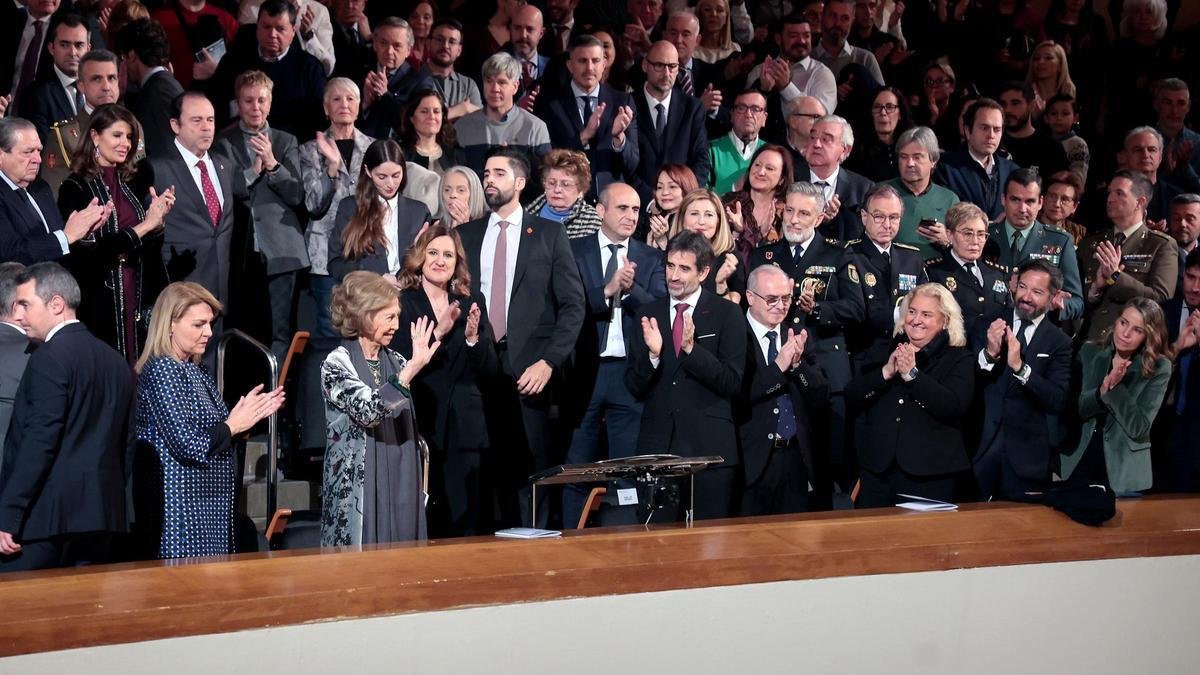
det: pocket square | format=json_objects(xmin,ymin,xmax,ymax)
[
  {"xmin": 1036, "ymin": 353, "xmax": 1050, "ymax": 358},
  {"xmin": 697, "ymin": 333, "xmax": 716, "ymax": 339}
]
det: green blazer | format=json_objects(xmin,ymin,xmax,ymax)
[{"xmin": 1060, "ymin": 343, "xmax": 1171, "ymax": 493}]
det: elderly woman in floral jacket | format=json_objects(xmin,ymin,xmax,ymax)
[
  {"xmin": 525, "ymin": 149, "xmax": 604, "ymax": 239},
  {"xmin": 320, "ymin": 271, "xmax": 440, "ymax": 546}
]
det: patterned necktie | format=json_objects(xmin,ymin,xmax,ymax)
[
  {"xmin": 655, "ymin": 103, "xmax": 666, "ymax": 138},
  {"xmin": 765, "ymin": 330, "xmax": 797, "ymax": 442},
  {"xmin": 521, "ymin": 59, "xmax": 535, "ymax": 91},
  {"xmin": 679, "ymin": 66, "xmax": 695, "ymax": 96},
  {"xmin": 196, "ymin": 160, "xmax": 221, "ymax": 228},
  {"xmin": 16, "ymin": 19, "xmax": 45, "ymax": 98},
  {"xmin": 672, "ymin": 302, "xmax": 689, "ymax": 356},
  {"xmin": 490, "ymin": 220, "xmax": 509, "ymax": 340}
]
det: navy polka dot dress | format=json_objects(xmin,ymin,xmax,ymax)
[{"xmin": 135, "ymin": 357, "xmax": 235, "ymax": 559}]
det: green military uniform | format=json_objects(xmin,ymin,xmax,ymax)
[
  {"xmin": 1077, "ymin": 224, "xmax": 1179, "ymax": 343},
  {"xmin": 42, "ymin": 110, "xmax": 148, "ymax": 198}
]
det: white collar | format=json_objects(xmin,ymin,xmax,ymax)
[
  {"xmin": 53, "ymin": 64, "xmax": 75, "ymax": 89},
  {"xmin": 0, "ymin": 320, "xmax": 26, "ymax": 335},
  {"xmin": 140, "ymin": 65, "xmax": 167, "ymax": 87},
  {"xmin": 745, "ymin": 311, "xmax": 779, "ymax": 344},
  {"xmin": 259, "ymin": 45, "xmax": 290, "ymax": 62},
  {"xmin": 174, "ymin": 138, "xmax": 210, "ymax": 167},
  {"xmin": 380, "ymin": 193, "xmax": 400, "ymax": 211},
  {"xmin": 597, "ymin": 228, "xmax": 628, "ymax": 249},
  {"xmin": 817, "ymin": 40, "xmax": 853, "ymax": 58},
  {"xmin": 950, "ymin": 249, "xmax": 979, "ymax": 268},
  {"xmin": 0, "ymin": 171, "xmax": 21, "ymax": 191},
  {"xmin": 643, "ymin": 83, "xmax": 672, "ymax": 106},
  {"xmin": 795, "ymin": 56, "xmax": 813, "ymax": 69},
  {"xmin": 809, "ymin": 165, "xmax": 840, "ymax": 185},
  {"xmin": 968, "ymin": 148, "xmax": 994, "ymax": 172},
  {"xmin": 570, "ymin": 81, "xmax": 600, "ymax": 99},
  {"xmin": 488, "ymin": 204, "xmax": 524, "ymax": 227},
  {"xmin": 671, "ymin": 286, "xmax": 703, "ymax": 310},
  {"xmin": 44, "ymin": 318, "xmax": 79, "ymax": 342},
  {"xmin": 791, "ymin": 228, "xmax": 816, "ymax": 251},
  {"xmin": 728, "ymin": 130, "xmax": 760, "ymax": 153},
  {"xmin": 872, "ymin": 240, "xmax": 892, "ymax": 256},
  {"xmin": 1013, "ymin": 310, "xmax": 1046, "ymax": 333}
]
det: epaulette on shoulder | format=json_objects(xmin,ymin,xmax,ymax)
[
  {"xmin": 844, "ymin": 238, "xmax": 861, "ymax": 249},
  {"xmin": 893, "ymin": 242, "xmax": 920, "ymax": 251},
  {"xmin": 926, "ymin": 257, "xmax": 943, "ymax": 266},
  {"xmin": 982, "ymin": 259, "xmax": 1008, "ymax": 273},
  {"xmin": 50, "ymin": 118, "xmax": 72, "ymax": 129},
  {"xmin": 1042, "ymin": 223, "xmax": 1069, "ymax": 236},
  {"xmin": 1148, "ymin": 228, "xmax": 1174, "ymax": 242},
  {"xmin": 825, "ymin": 237, "xmax": 839, "ymax": 246}
]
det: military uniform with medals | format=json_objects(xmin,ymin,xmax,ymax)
[
  {"xmin": 844, "ymin": 239, "xmax": 929, "ymax": 374},
  {"xmin": 927, "ymin": 254, "xmax": 1012, "ymax": 339},
  {"xmin": 1076, "ymin": 224, "xmax": 1179, "ymax": 343},
  {"xmin": 42, "ymin": 110, "xmax": 149, "ymax": 198}
]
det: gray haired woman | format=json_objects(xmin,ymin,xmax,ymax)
[{"xmin": 320, "ymin": 271, "xmax": 440, "ymax": 546}]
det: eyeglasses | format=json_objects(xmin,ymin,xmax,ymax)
[
  {"xmin": 544, "ymin": 179, "xmax": 578, "ymax": 191},
  {"xmin": 924, "ymin": 78, "xmax": 953, "ymax": 87},
  {"xmin": 790, "ymin": 112, "xmax": 822, "ymax": 120},
  {"xmin": 1045, "ymin": 192, "xmax": 1077, "ymax": 204},
  {"xmin": 430, "ymin": 36, "xmax": 461, "ymax": 46},
  {"xmin": 954, "ymin": 230, "xmax": 989, "ymax": 240},
  {"xmin": 749, "ymin": 289, "xmax": 792, "ymax": 307},
  {"xmin": 866, "ymin": 211, "xmax": 902, "ymax": 225},
  {"xmin": 646, "ymin": 60, "xmax": 680, "ymax": 71},
  {"xmin": 733, "ymin": 104, "xmax": 766, "ymax": 115},
  {"xmin": 871, "ymin": 103, "xmax": 899, "ymax": 114}
]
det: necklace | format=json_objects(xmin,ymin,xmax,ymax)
[{"xmin": 366, "ymin": 358, "xmax": 382, "ymax": 387}]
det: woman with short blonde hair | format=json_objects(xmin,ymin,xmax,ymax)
[{"xmin": 671, "ymin": 188, "xmax": 745, "ymax": 303}]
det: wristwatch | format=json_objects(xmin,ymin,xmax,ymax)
[{"xmin": 903, "ymin": 366, "xmax": 919, "ymax": 381}]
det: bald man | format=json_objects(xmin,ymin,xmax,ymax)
[{"xmin": 631, "ymin": 40, "xmax": 710, "ymax": 205}]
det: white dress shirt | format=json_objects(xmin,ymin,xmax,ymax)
[
  {"xmin": 479, "ymin": 205, "xmax": 523, "ymax": 324},
  {"xmin": 747, "ymin": 56, "xmax": 837, "ymax": 117},
  {"xmin": 951, "ymin": 250, "xmax": 985, "ymax": 286},
  {"xmin": 746, "ymin": 312, "xmax": 780, "ymax": 365},
  {"xmin": 53, "ymin": 65, "xmax": 79, "ymax": 114},
  {"xmin": 727, "ymin": 131, "xmax": 761, "ymax": 161},
  {"xmin": 44, "ymin": 318, "xmax": 80, "ymax": 342},
  {"xmin": 381, "ymin": 194, "xmax": 402, "ymax": 273},
  {"xmin": 174, "ymin": 139, "xmax": 226, "ymax": 210},
  {"xmin": 650, "ymin": 286, "xmax": 703, "ymax": 368},
  {"xmin": 598, "ymin": 229, "xmax": 629, "ymax": 358},
  {"xmin": 643, "ymin": 85, "xmax": 672, "ymax": 128},
  {"xmin": 790, "ymin": 228, "xmax": 816, "ymax": 261},
  {"xmin": 978, "ymin": 310, "xmax": 1046, "ymax": 377},
  {"xmin": 809, "ymin": 167, "xmax": 840, "ymax": 204},
  {"xmin": 0, "ymin": 171, "xmax": 68, "ymax": 254}
]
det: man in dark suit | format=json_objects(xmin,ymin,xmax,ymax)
[
  {"xmin": 0, "ymin": 117, "xmax": 108, "ymax": 264},
  {"xmin": 358, "ymin": 16, "xmax": 432, "ymax": 139},
  {"xmin": 457, "ymin": 147, "xmax": 585, "ymax": 528},
  {"xmin": 749, "ymin": 181, "xmax": 864, "ymax": 506},
  {"xmin": 631, "ymin": 40, "xmax": 710, "ymax": 206},
  {"xmin": 736, "ymin": 264, "xmax": 828, "ymax": 516},
  {"xmin": 117, "ymin": 18, "xmax": 184, "ymax": 160},
  {"xmin": 505, "ymin": 4, "xmax": 552, "ymax": 105},
  {"xmin": 660, "ymin": 11, "xmax": 728, "ymax": 138},
  {"xmin": 1169, "ymin": 193, "xmax": 1199, "ymax": 299},
  {"xmin": 562, "ymin": 182, "xmax": 666, "ymax": 525},
  {"xmin": 935, "ymin": 98, "xmax": 1018, "ymax": 221},
  {"xmin": 0, "ymin": 263, "xmax": 133, "ymax": 572},
  {"xmin": 626, "ymin": 230, "xmax": 746, "ymax": 521},
  {"xmin": 16, "ymin": 12, "xmax": 88, "ymax": 142},
  {"xmin": 196, "ymin": 0, "xmax": 329, "ymax": 140},
  {"xmin": 1157, "ymin": 249, "xmax": 1200, "ymax": 492},
  {"xmin": 0, "ymin": 262, "xmax": 31, "ymax": 454},
  {"xmin": 537, "ymin": 34, "xmax": 639, "ymax": 200},
  {"xmin": 214, "ymin": 70, "xmax": 308, "ymax": 362},
  {"xmin": 972, "ymin": 259, "xmax": 1073, "ymax": 501},
  {"xmin": 845, "ymin": 183, "xmax": 928, "ymax": 376},
  {"xmin": 927, "ymin": 202, "xmax": 1012, "ymax": 340},
  {"xmin": 329, "ymin": 0, "xmax": 373, "ymax": 83},
  {"xmin": 806, "ymin": 115, "xmax": 874, "ymax": 243},
  {"xmin": 152, "ymin": 92, "xmax": 239, "ymax": 319},
  {"xmin": 1, "ymin": 0, "xmax": 64, "ymax": 106}
]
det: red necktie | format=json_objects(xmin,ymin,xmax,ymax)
[
  {"xmin": 490, "ymin": 221, "xmax": 509, "ymax": 340},
  {"xmin": 521, "ymin": 59, "xmax": 535, "ymax": 91},
  {"xmin": 672, "ymin": 302, "xmax": 689, "ymax": 356},
  {"xmin": 196, "ymin": 160, "xmax": 221, "ymax": 229}
]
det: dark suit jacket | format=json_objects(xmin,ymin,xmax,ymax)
[
  {"xmin": 845, "ymin": 332, "xmax": 974, "ymax": 476},
  {"xmin": 815, "ymin": 167, "xmax": 875, "ymax": 243},
  {"xmin": 0, "ymin": 5, "xmax": 60, "ymax": 100},
  {"xmin": 928, "ymin": 255, "xmax": 1012, "ymax": 341},
  {"xmin": 18, "ymin": 73, "xmax": 76, "ymax": 143},
  {"xmin": 934, "ymin": 145, "xmax": 1018, "ymax": 221},
  {"xmin": 566, "ymin": 233, "xmax": 666, "ymax": 420},
  {"xmin": 631, "ymin": 90, "xmax": 711, "ymax": 206},
  {"xmin": 844, "ymin": 239, "xmax": 929, "ymax": 372},
  {"xmin": 0, "ymin": 322, "xmax": 134, "ymax": 539},
  {"xmin": 359, "ymin": 61, "xmax": 434, "ymax": 139},
  {"xmin": 0, "ymin": 178, "xmax": 67, "ymax": 264},
  {"xmin": 536, "ymin": 83, "xmax": 640, "ymax": 199},
  {"xmin": 326, "ymin": 194, "xmax": 430, "ymax": 280},
  {"xmin": 735, "ymin": 322, "xmax": 829, "ymax": 485},
  {"xmin": 151, "ymin": 146, "xmax": 239, "ymax": 303},
  {"xmin": 129, "ymin": 69, "xmax": 185, "ymax": 160},
  {"xmin": 625, "ymin": 291, "xmax": 746, "ymax": 464},
  {"xmin": 458, "ymin": 213, "xmax": 586, "ymax": 375},
  {"xmin": 390, "ymin": 287, "xmax": 500, "ymax": 454},
  {"xmin": 972, "ymin": 311, "xmax": 1073, "ymax": 480},
  {"xmin": 330, "ymin": 20, "xmax": 373, "ymax": 83},
  {"xmin": 0, "ymin": 322, "xmax": 31, "ymax": 452}
]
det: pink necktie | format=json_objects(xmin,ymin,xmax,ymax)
[
  {"xmin": 672, "ymin": 302, "xmax": 689, "ymax": 356},
  {"xmin": 196, "ymin": 160, "xmax": 221, "ymax": 229},
  {"xmin": 490, "ymin": 221, "xmax": 509, "ymax": 339}
]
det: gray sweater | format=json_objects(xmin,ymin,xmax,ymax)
[{"xmin": 454, "ymin": 107, "xmax": 552, "ymax": 175}]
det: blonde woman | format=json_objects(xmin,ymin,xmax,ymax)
[
  {"xmin": 670, "ymin": 188, "xmax": 746, "ymax": 304},
  {"xmin": 845, "ymin": 283, "xmax": 974, "ymax": 507},
  {"xmin": 1026, "ymin": 41, "xmax": 1076, "ymax": 116},
  {"xmin": 320, "ymin": 271, "xmax": 440, "ymax": 546},
  {"xmin": 133, "ymin": 282, "xmax": 284, "ymax": 559}
]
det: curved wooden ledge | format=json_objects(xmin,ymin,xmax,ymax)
[{"xmin": 2, "ymin": 496, "xmax": 1200, "ymax": 657}]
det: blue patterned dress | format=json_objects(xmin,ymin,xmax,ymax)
[{"xmin": 134, "ymin": 356, "xmax": 236, "ymax": 559}]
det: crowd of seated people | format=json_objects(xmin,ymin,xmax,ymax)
[{"xmin": 1, "ymin": 0, "xmax": 1200, "ymax": 572}]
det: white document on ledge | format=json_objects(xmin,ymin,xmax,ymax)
[
  {"xmin": 495, "ymin": 528, "xmax": 563, "ymax": 539},
  {"xmin": 895, "ymin": 494, "xmax": 959, "ymax": 512}
]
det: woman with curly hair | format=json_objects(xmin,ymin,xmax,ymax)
[{"xmin": 525, "ymin": 149, "xmax": 603, "ymax": 239}]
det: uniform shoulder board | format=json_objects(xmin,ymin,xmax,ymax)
[
  {"xmin": 51, "ymin": 118, "xmax": 72, "ymax": 129},
  {"xmin": 825, "ymin": 237, "xmax": 839, "ymax": 246},
  {"xmin": 982, "ymin": 259, "xmax": 1008, "ymax": 273},
  {"xmin": 926, "ymin": 257, "xmax": 943, "ymax": 266},
  {"xmin": 1148, "ymin": 228, "xmax": 1174, "ymax": 242},
  {"xmin": 893, "ymin": 242, "xmax": 920, "ymax": 251},
  {"xmin": 844, "ymin": 238, "xmax": 861, "ymax": 249},
  {"xmin": 1042, "ymin": 223, "xmax": 1069, "ymax": 236}
]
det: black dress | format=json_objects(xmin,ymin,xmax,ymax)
[{"xmin": 58, "ymin": 164, "xmax": 166, "ymax": 367}]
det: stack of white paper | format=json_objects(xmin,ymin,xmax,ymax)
[
  {"xmin": 495, "ymin": 527, "xmax": 563, "ymax": 539},
  {"xmin": 895, "ymin": 494, "xmax": 958, "ymax": 512}
]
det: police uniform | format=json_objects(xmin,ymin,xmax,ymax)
[
  {"xmin": 927, "ymin": 254, "xmax": 1012, "ymax": 336},
  {"xmin": 42, "ymin": 111, "xmax": 149, "ymax": 198},
  {"xmin": 844, "ymin": 238, "xmax": 929, "ymax": 374},
  {"xmin": 749, "ymin": 236, "xmax": 866, "ymax": 503},
  {"xmin": 1077, "ymin": 224, "xmax": 1179, "ymax": 342}
]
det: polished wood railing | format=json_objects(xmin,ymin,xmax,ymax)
[{"xmin": 2, "ymin": 496, "xmax": 1199, "ymax": 657}]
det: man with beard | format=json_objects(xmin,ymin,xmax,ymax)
[
  {"xmin": 749, "ymin": 181, "xmax": 864, "ymax": 506},
  {"xmin": 998, "ymin": 82, "xmax": 1068, "ymax": 176},
  {"xmin": 457, "ymin": 147, "xmax": 584, "ymax": 529},
  {"xmin": 1156, "ymin": 249, "xmax": 1200, "ymax": 491},
  {"xmin": 982, "ymin": 168, "xmax": 1084, "ymax": 322},
  {"xmin": 1169, "ymin": 193, "xmax": 1200, "ymax": 298},
  {"xmin": 928, "ymin": 202, "xmax": 1011, "ymax": 339},
  {"xmin": 812, "ymin": 0, "xmax": 883, "ymax": 85},
  {"xmin": 505, "ymin": 4, "xmax": 550, "ymax": 104},
  {"xmin": 420, "ymin": 19, "xmax": 481, "ymax": 121},
  {"xmin": 747, "ymin": 15, "xmax": 837, "ymax": 130},
  {"xmin": 541, "ymin": 0, "xmax": 577, "ymax": 56},
  {"xmin": 973, "ymin": 259, "xmax": 1072, "ymax": 501},
  {"xmin": 631, "ymin": 40, "xmax": 710, "ymax": 205},
  {"xmin": 935, "ymin": 98, "xmax": 1017, "ymax": 221},
  {"xmin": 1077, "ymin": 170, "xmax": 1179, "ymax": 342}
]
